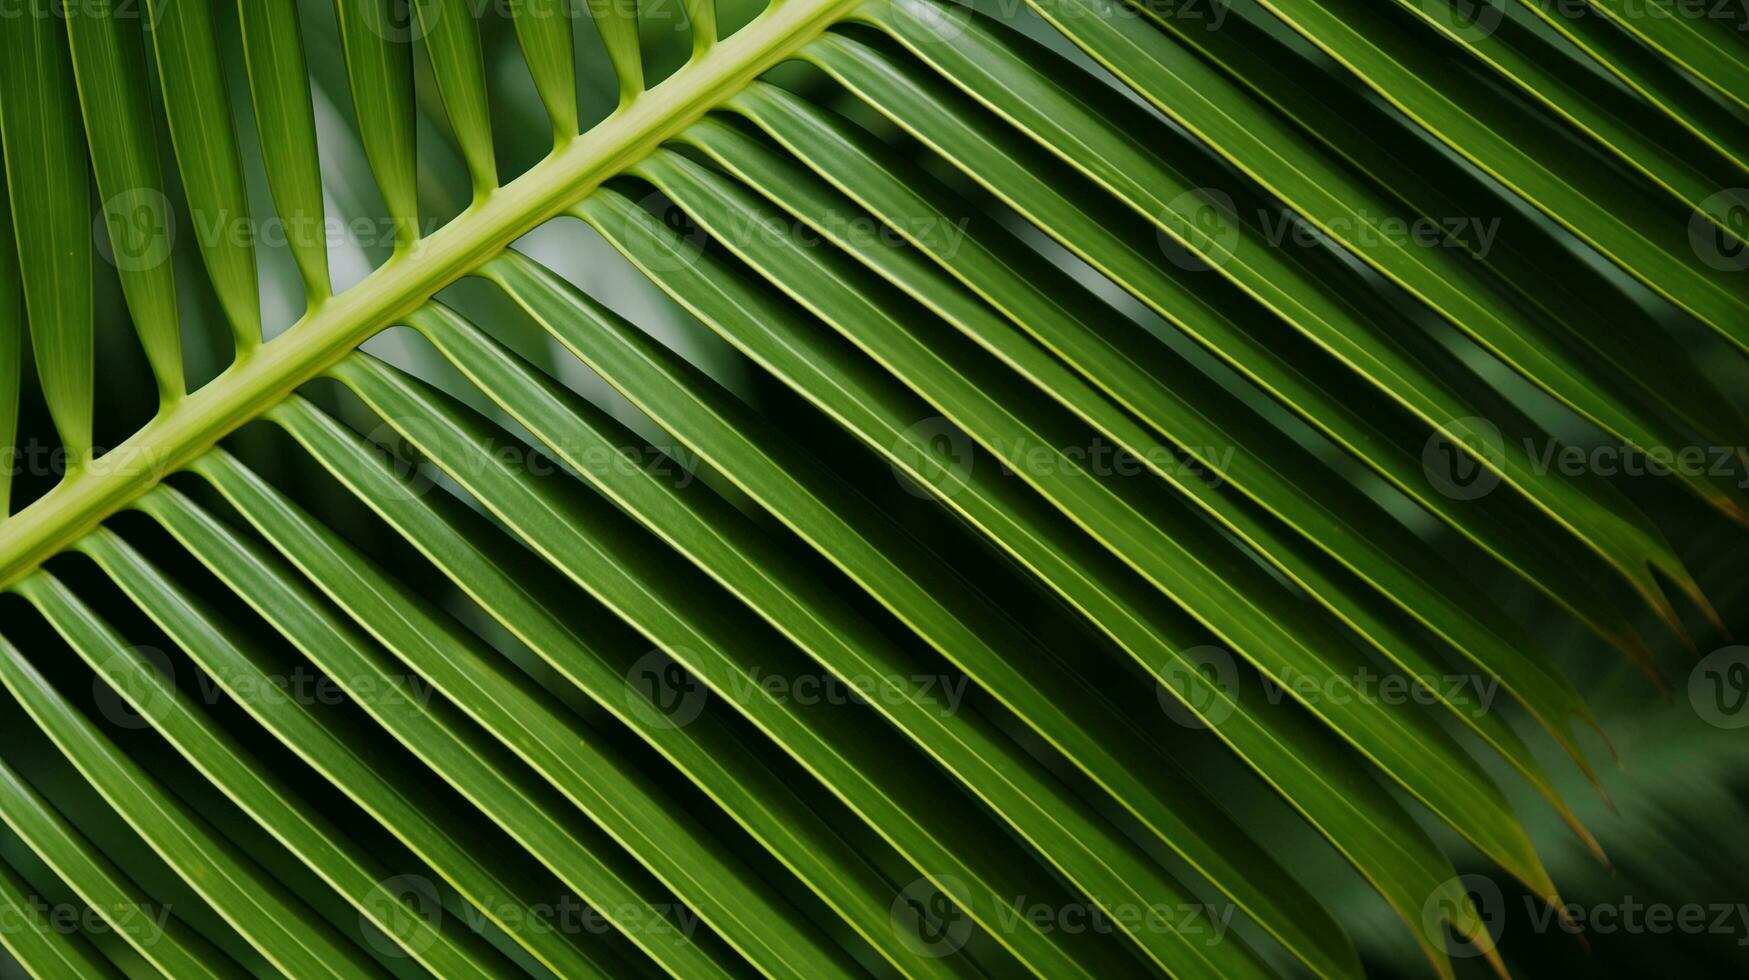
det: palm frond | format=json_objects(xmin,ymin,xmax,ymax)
[{"xmin": 1, "ymin": 0, "xmax": 1746, "ymax": 977}]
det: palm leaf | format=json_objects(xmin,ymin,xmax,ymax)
[{"xmin": 0, "ymin": 0, "xmax": 1743, "ymax": 976}]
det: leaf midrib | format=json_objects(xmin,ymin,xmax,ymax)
[{"xmin": 0, "ymin": 0, "xmax": 866, "ymax": 590}]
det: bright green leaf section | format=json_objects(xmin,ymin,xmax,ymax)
[
  {"xmin": 62, "ymin": 0, "xmax": 184, "ymax": 404},
  {"xmin": 331, "ymin": 0, "xmax": 420, "ymax": 249},
  {"xmin": 148, "ymin": 0, "xmax": 263, "ymax": 352},
  {"xmin": 586, "ymin": 0, "xmax": 646, "ymax": 106},
  {"xmin": 0, "ymin": 0, "xmax": 95, "ymax": 469},
  {"xmin": 236, "ymin": 0, "xmax": 332, "ymax": 301},
  {"xmin": 415, "ymin": 0, "xmax": 499, "ymax": 198},
  {"xmin": 510, "ymin": 0, "xmax": 581, "ymax": 141},
  {"xmin": 0, "ymin": 176, "xmax": 19, "ymax": 520}
]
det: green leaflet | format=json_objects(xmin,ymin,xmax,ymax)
[
  {"xmin": 687, "ymin": 0, "xmax": 719, "ymax": 58},
  {"xmin": 0, "ymin": 605, "xmax": 376, "ymax": 978},
  {"xmin": 77, "ymin": 525, "xmax": 625, "ymax": 979},
  {"xmin": 331, "ymin": 0, "xmax": 420, "ymax": 250},
  {"xmin": 0, "ymin": 0, "xmax": 95, "ymax": 470},
  {"xmin": 415, "ymin": 0, "xmax": 499, "ymax": 198},
  {"xmin": 510, "ymin": 0, "xmax": 581, "ymax": 141},
  {"xmin": 0, "ymin": 169, "xmax": 19, "ymax": 521},
  {"xmin": 63, "ymin": 0, "xmax": 184, "ymax": 404},
  {"xmin": 148, "ymin": 0, "xmax": 264, "ymax": 351},
  {"xmin": 236, "ymin": 0, "xmax": 332, "ymax": 302},
  {"xmin": 587, "ymin": 0, "xmax": 647, "ymax": 107}
]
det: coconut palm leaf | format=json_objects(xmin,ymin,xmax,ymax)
[{"xmin": 0, "ymin": 0, "xmax": 1744, "ymax": 976}]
